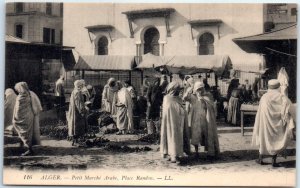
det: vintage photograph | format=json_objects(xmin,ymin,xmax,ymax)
[{"xmin": 3, "ymin": 2, "xmax": 297, "ymax": 186}]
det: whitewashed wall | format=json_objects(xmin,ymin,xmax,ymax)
[{"xmin": 64, "ymin": 3, "xmax": 264, "ymax": 67}]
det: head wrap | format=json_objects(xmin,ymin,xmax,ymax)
[
  {"xmin": 80, "ymin": 79, "xmax": 86, "ymax": 86},
  {"xmin": 193, "ymin": 81, "xmax": 205, "ymax": 93},
  {"xmin": 86, "ymin": 85, "xmax": 93, "ymax": 90},
  {"xmin": 186, "ymin": 76, "xmax": 194, "ymax": 86},
  {"xmin": 116, "ymin": 81, "xmax": 123, "ymax": 90},
  {"xmin": 166, "ymin": 81, "xmax": 181, "ymax": 96},
  {"xmin": 5, "ymin": 88, "xmax": 16, "ymax": 96},
  {"xmin": 107, "ymin": 78, "xmax": 116, "ymax": 88},
  {"xmin": 14, "ymin": 82, "xmax": 29, "ymax": 94},
  {"xmin": 74, "ymin": 80, "xmax": 84, "ymax": 89},
  {"xmin": 268, "ymin": 79, "xmax": 280, "ymax": 89}
]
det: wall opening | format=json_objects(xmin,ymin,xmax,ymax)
[
  {"xmin": 97, "ymin": 36, "xmax": 108, "ymax": 55},
  {"xmin": 144, "ymin": 27, "xmax": 160, "ymax": 56},
  {"xmin": 198, "ymin": 32, "xmax": 214, "ymax": 55}
]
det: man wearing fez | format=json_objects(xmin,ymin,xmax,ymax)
[{"xmin": 252, "ymin": 79, "xmax": 295, "ymax": 167}]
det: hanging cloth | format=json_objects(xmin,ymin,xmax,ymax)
[{"xmin": 277, "ymin": 67, "xmax": 289, "ymax": 96}]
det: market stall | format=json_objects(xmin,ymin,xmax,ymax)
[
  {"xmin": 137, "ymin": 53, "xmax": 233, "ymax": 119},
  {"xmin": 137, "ymin": 53, "xmax": 232, "ymax": 77},
  {"xmin": 240, "ymin": 103, "xmax": 259, "ymax": 136}
]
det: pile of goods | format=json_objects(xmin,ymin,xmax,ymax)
[
  {"xmin": 103, "ymin": 143, "xmax": 152, "ymax": 153},
  {"xmin": 99, "ymin": 124, "xmax": 119, "ymax": 134},
  {"xmin": 41, "ymin": 126, "xmax": 69, "ymax": 139},
  {"xmin": 87, "ymin": 110, "xmax": 115, "ymax": 127},
  {"xmin": 242, "ymin": 101, "xmax": 259, "ymax": 105},
  {"xmin": 40, "ymin": 119, "xmax": 68, "ymax": 139},
  {"xmin": 77, "ymin": 137, "xmax": 110, "ymax": 148},
  {"xmin": 138, "ymin": 133, "xmax": 160, "ymax": 144}
]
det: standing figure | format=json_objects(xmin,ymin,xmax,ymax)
[
  {"xmin": 160, "ymin": 75, "xmax": 169, "ymax": 94},
  {"xmin": 13, "ymin": 82, "xmax": 42, "ymax": 156},
  {"xmin": 67, "ymin": 80, "xmax": 87, "ymax": 145},
  {"xmin": 30, "ymin": 90, "xmax": 43, "ymax": 146},
  {"xmin": 55, "ymin": 75, "xmax": 65, "ymax": 121},
  {"xmin": 160, "ymin": 81, "xmax": 190, "ymax": 163},
  {"xmin": 55, "ymin": 75, "xmax": 65, "ymax": 104},
  {"xmin": 4, "ymin": 88, "xmax": 17, "ymax": 129},
  {"xmin": 183, "ymin": 81, "xmax": 220, "ymax": 158},
  {"xmin": 227, "ymin": 84, "xmax": 243, "ymax": 125},
  {"xmin": 203, "ymin": 78, "xmax": 211, "ymax": 92},
  {"xmin": 102, "ymin": 78, "xmax": 118, "ymax": 116},
  {"xmin": 244, "ymin": 79, "xmax": 252, "ymax": 100},
  {"xmin": 115, "ymin": 82, "xmax": 134, "ymax": 135},
  {"xmin": 146, "ymin": 77, "xmax": 164, "ymax": 134},
  {"xmin": 183, "ymin": 76, "xmax": 194, "ymax": 128},
  {"xmin": 252, "ymin": 77, "xmax": 261, "ymax": 101},
  {"xmin": 252, "ymin": 79, "xmax": 295, "ymax": 167},
  {"xmin": 80, "ymin": 80, "xmax": 90, "ymax": 102},
  {"xmin": 142, "ymin": 76, "xmax": 150, "ymax": 96}
]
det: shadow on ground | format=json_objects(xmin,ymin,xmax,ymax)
[{"xmin": 179, "ymin": 148, "xmax": 296, "ymax": 169}]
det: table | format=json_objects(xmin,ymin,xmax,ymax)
[{"xmin": 240, "ymin": 104, "xmax": 258, "ymax": 136}]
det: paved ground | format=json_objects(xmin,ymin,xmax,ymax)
[{"xmin": 3, "ymin": 120, "xmax": 296, "ymax": 186}]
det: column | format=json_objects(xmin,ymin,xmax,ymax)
[
  {"xmin": 135, "ymin": 41, "xmax": 142, "ymax": 63},
  {"xmin": 159, "ymin": 41, "xmax": 166, "ymax": 56}
]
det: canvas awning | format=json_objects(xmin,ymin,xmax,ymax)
[
  {"xmin": 73, "ymin": 55, "xmax": 136, "ymax": 71},
  {"xmin": 5, "ymin": 34, "xmax": 30, "ymax": 43},
  {"xmin": 137, "ymin": 53, "xmax": 233, "ymax": 76},
  {"xmin": 233, "ymin": 24, "xmax": 297, "ymax": 54},
  {"xmin": 61, "ymin": 49, "xmax": 79, "ymax": 71}
]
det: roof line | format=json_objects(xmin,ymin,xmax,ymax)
[{"xmin": 233, "ymin": 24, "xmax": 297, "ymax": 40}]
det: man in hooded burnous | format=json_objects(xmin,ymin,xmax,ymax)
[
  {"xmin": 252, "ymin": 79, "xmax": 295, "ymax": 167},
  {"xmin": 160, "ymin": 81, "xmax": 190, "ymax": 163}
]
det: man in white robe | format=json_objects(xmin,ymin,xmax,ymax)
[
  {"xmin": 252, "ymin": 79, "xmax": 295, "ymax": 167},
  {"xmin": 183, "ymin": 81, "xmax": 220, "ymax": 158},
  {"xmin": 160, "ymin": 81, "xmax": 190, "ymax": 163},
  {"xmin": 102, "ymin": 78, "xmax": 118, "ymax": 115},
  {"xmin": 116, "ymin": 82, "xmax": 134, "ymax": 135},
  {"xmin": 13, "ymin": 82, "xmax": 42, "ymax": 156}
]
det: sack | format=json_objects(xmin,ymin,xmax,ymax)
[{"xmin": 98, "ymin": 111, "xmax": 115, "ymax": 127}]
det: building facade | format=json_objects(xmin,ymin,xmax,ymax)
[
  {"xmin": 6, "ymin": 2, "xmax": 63, "ymax": 44},
  {"xmin": 64, "ymin": 4, "xmax": 265, "ymax": 66},
  {"xmin": 263, "ymin": 3, "xmax": 297, "ymax": 32},
  {"xmin": 62, "ymin": 3, "xmax": 268, "ymax": 95}
]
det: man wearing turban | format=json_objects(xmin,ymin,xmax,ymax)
[{"xmin": 252, "ymin": 79, "xmax": 295, "ymax": 167}]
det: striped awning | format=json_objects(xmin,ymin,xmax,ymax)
[{"xmin": 73, "ymin": 55, "xmax": 136, "ymax": 71}]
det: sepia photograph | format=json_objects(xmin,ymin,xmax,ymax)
[{"xmin": 3, "ymin": 2, "xmax": 297, "ymax": 186}]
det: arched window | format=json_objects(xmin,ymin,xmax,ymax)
[
  {"xmin": 97, "ymin": 36, "xmax": 108, "ymax": 55},
  {"xmin": 198, "ymin": 32, "xmax": 214, "ymax": 55},
  {"xmin": 144, "ymin": 27, "xmax": 160, "ymax": 56}
]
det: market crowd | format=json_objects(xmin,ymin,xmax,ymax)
[{"xmin": 4, "ymin": 71, "xmax": 295, "ymax": 167}]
